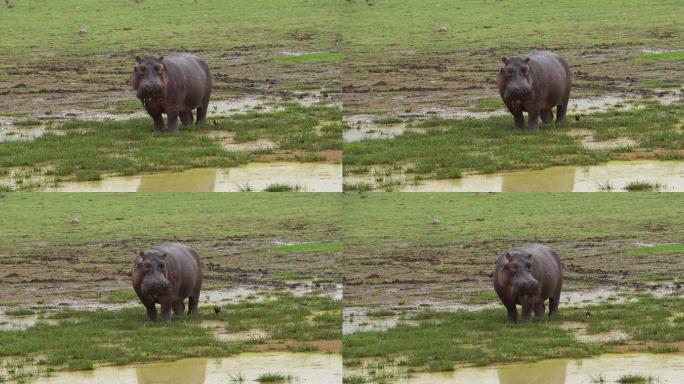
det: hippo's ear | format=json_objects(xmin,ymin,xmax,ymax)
[
  {"xmin": 135, "ymin": 55, "xmax": 141, "ymax": 63},
  {"xmin": 159, "ymin": 253, "xmax": 167, "ymax": 259},
  {"xmin": 159, "ymin": 55, "xmax": 164, "ymax": 62},
  {"xmin": 504, "ymin": 252, "xmax": 513, "ymax": 262},
  {"xmin": 501, "ymin": 56, "xmax": 508, "ymax": 65},
  {"xmin": 526, "ymin": 253, "xmax": 533, "ymax": 259},
  {"xmin": 137, "ymin": 250, "xmax": 145, "ymax": 261},
  {"xmin": 523, "ymin": 57, "xmax": 530, "ymax": 64}
]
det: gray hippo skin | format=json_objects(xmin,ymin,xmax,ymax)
[
  {"xmin": 496, "ymin": 51, "xmax": 571, "ymax": 131},
  {"xmin": 131, "ymin": 243, "xmax": 203, "ymax": 321},
  {"xmin": 493, "ymin": 244, "xmax": 563, "ymax": 323},
  {"xmin": 132, "ymin": 54, "xmax": 212, "ymax": 133}
]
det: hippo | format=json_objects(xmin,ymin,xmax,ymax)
[
  {"xmin": 131, "ymin": 243, "xmax": 203, "ymax": 321},
  {"xmin": 131, "ymin": 54, "xmax": 212, "ymax": 133},
  {"xmin": 493, "ymin": 244, "xmax": 563, "ymax": 323},
  {"xmin": 496, "ymin": 51, "xmax": 571, "ymax": 131}
]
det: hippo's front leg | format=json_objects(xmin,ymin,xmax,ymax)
[
  {"xmin": 143, "ymin": 301, "xmax": 158, "ymax": 321},
  {"xmin": 147, "ymin": 108, "xmax": 165, "ymax": 132},
  {"xmin": 521, "ymin": 300, "xmax": 534, "ymax": 323},
  {"xmin": 505, "ymin": 302, "xmax": 518, "ymax": 323},
  {"xmin": 166, "ymin": 110, "xmax": 180, "ymax": 133},
  {"xmin": 527, "ymin": 109, "xmax": 540, "ymax": 131},
  {"xmin": 159, "ymin": 298, "xmax": 174, "ymax": 321}
]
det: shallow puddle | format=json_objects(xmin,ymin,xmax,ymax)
[
  {"xmin": 353, "ymin": 160, "xmax": 684, "ymax": 192},
  {"xmin": 31, "ymin": 353, "xmax": 342, "ymax": 384},
  {"xmin": 23, "ymin": 163, "xmax": 342, "ymax": 192},
  {"xmin": 0, "ymin": 312, "xmax": 57, "ymax": 331},
  {"xmin": 390, "ymin": 354, "xmax": 684, "ymax": 384}
]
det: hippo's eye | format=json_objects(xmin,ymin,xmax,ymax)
[
  {"xmin": 526, "ymin": 263, "xmax": 532, "ymax": 269},
  {"xmin": 159, "ymin": 262, "xmax": 165, "ymax": 269}
]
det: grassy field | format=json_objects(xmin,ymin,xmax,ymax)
[
  {"xmin": 343, "ymin": 193, "xmax": 684, "ymax": 307},
  {"xmin": 0, "ymin": 0, "xmax": 342, "ymax": 113},
  {"xmin": 0, "ymin": 193, "xmax": 342, "ymax": 304},
  {"xmin": 0, "ymin": 105, "xmax": 342, "ymax": 190},
  {"xmin": 344, "ymin": 296, "xmax": 684, "ymax": 381},
  {"xmin": 0, "ymin": 294, "xmax": 340, "ymax": 382},
  {"xmin": 342, "ymin": 0, "xmax": 684, "ymax": 114},
  {"xmin": 344, "ymin": 102, "xmax": 684, "ymax": 184}
]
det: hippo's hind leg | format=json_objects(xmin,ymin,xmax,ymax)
[
  {"xmin": 549, "ymin": 292, "xmax": 561, "ymax": 317},
  {"xmin": 540, "ymin": 109, "xmax": 554, "ymax": 125},
  {"xmin": 196, "ymin": 98, "xmax": 209, "ymax": 125},
  {"xmin": 172, "ymin": 300, "xmax": 185, "ymax": 316},
  {"xmin": 533, "ymin": 301, "xmax": 546, "ymax": 318},
  {"xmin": 179, "ymin": 111, "xmax": 194, "ymax": 127},
  {"xmin": 188, "ymin": 294, "xmax": 199, "ymax": 315}
]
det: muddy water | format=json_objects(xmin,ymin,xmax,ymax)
[
  {"xmin": 391, "ymin": 354, "xmax": 684, "ymax": 384},
  {"xmin": 32, "ymin": 353, "xmax": 342, "ymax": 384},
  {"xmin": 352, "ymin": 160, "xmax": 684, "ymax": 192},
  {"xmin": 343, "ymin": 308, "xmax": 420, "ymax": 335},
  {"xmin": 30, "ymin": 163, "xmax": 342, "ymax": 192}
]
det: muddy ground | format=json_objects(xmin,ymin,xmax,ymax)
[
  {"xmin": 0, "ymin": 193, "xmax": 342, "ymax": 307},
  {"xmin": 343, "ymin": 193, "xmax": 684, "ymax": 309}
]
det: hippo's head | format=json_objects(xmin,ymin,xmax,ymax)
[
  {"xmin": 132, "ymin": 56, "xmax": 167, "ymax": 103},
  {"xmin": 134, "ymin": 250, "xmax": 171, "ymax": 299},
  {"xmin": 499, "ymin": 251, "xmax": 539, "ymax": 300},
  {"xmin": 498, "ymin": 56, "xmax": 534, "ymax": 103}
]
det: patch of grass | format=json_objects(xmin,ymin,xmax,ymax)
[
  {"xmin": 104, "ymin": 290, "xmax": 138, "ymax": 304},
  {"xmin": 633, "ymin": 51, "xmax": 684, "ymax": 62},
  {"xmin": 344, "ymin": 297, "xmax": 684, "ymax": 373},
  {"xmin": 624, "ymin": 181, "xmax": 662, "ymax": 192},
  {"xmin": 263, "ymin": 184, "xmax": 301, "ymax": 192},
  {"xmin": 5, "ymin": 308, "xmax": 35, "ymax": 317},
  {"xmin": 343, "ymin": 375, "xmax": 367, "ymax": 384},
  {"xmin": 113, "ymin": 100, "xmax": 142, "ymax": 114},
  {"xmin": 256, "ymin": 373, "xmax": 293, "ymax": 383},
  {"xmin": 343, "ymin": 182, "xmax": 373, "ymax": 192},
  {"xmin": 0, "ymin": 295, "xmax": 340, "ymax": 380},
  {"xmin": 0, "ymin": 106, "xmax": 341, "ymax": 186},
  {"xmin": 617, "ymin": 374, "xmax": 655, "ymax": 383},
  {"xmin": 75, "ymin": 170, "xmax": 101, "ymax": 182},
  {"xmin": 366, "ymin": 309, "xmax": 395, "ymax": 318},
  {"xmin": 468, "ymin": 98, "xmax": 502, "ymax": 112},
  {"xmin": 14, "ymin": 119, "xmax": 42, "ymax": 126},
  {"xmin": 344, "ymin": 103, "xmax": 684, "ymax": 177},
  {"xmin": 626, "ymin": 243, "xmax": 684, "ymax": 255}
]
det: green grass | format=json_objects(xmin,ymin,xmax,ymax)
[
  {"xmin": 0, "ymin": 0, "xmax": 341, "ymax": 57},
  {"xmin": 344, "ymin": 103, "xmax": 684, "ymax": 177},
  {"xmin": 0, "ymin": 106, "xmax": 341, "ymax": 186},
  {"xmin": 633, "ymin": 51, "xmax": 684, "ymax": 62},
  {"xmin": 624, "ymin": 181, "xmax": 663, "ymax": 192},
  {"xmin": 263, "ymin": 184, "xmax": 302, "ymax": 192},
  {"xmin": 0, "ymin": 295, "xmax": 340, "ymax": 375},
  {"xmin": 13, "ymin": 119, "xmax": 42, "ymax": 127},
  {"xmin": 104, "ymin": 290, "xmax": 139, "ymax": 304},
  {"xmin": 4, "ymin": 308, "xmax": 35, "ymax": 317},
  {"xmin": 344, "ymin": 296, "xmax": 684, "ymax": 374},
  {"xmin": 617, "ymin": 375, "xmax": 656, "ymax": 383},
  {"xmin": 256, "ymin": 373, "xmax": 293, "ymax": 383},
  {"xmin": 625, "ymin": 243, "xmax": 684, "ymax": 255}
]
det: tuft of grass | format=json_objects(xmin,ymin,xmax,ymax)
[
  {"xmin": 263, "ymin": 184, "xmax": 302, "ymax": 192},
  {"xmin": 14, "ymin": 119, "xmax": 42, "ymax": 126},
  {"xmin": 625, "ymin": 243, "xmax": 684, "ymax": 255},
  {"xmin": 617, "ymin": 374, "xmax": 656, "ymax": 383},
  {"xmin": 624, "ymin": 181, "xmax": 662, "ymax": 192},
  {"xmin": 265, "ymin": 242, "xmax": 342, "ymax": 254},
  {"xmin": 75, "ymin": 170, "xmax": 101, "ymax": 182},
  {"xmin": 5, "ymin": 308, "xmax": 35, "ymax": 317},
  {"xmin": 256, "ymin": 373, "xmax": 294, "ymax": 383},
  {"xmin": 104, "ymin": 290, "xmax": 138, "ymax": 303},
  {"xmin": 632, "ymin": 51, "xmax": 684, "ymax": 62}
]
